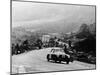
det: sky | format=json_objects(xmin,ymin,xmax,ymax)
[{"xmin": 12, "ymin": 1, "xmax": 95, "ymax": 28}]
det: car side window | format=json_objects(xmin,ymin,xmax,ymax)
[{"xmin": 51, "ymin": 49, "xmax": 55, "ymax": 53}]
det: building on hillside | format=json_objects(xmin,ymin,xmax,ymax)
[
  {"xmin": 42, "ymin": 35, "xmax": 51, "ymax": 47},
  {"xmin": 42, "ymin": 35, "xmax": 51, "ymax": 43},
  {"xmin": 49, "ymin": 33, "xmax": 62, "ymax": 39}
]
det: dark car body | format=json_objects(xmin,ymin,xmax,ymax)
[{"xmin": 47, "ymin": 48, "xmax": 73, "ymax": 64}]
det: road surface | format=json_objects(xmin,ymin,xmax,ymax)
[{"xmin": 12, "ymin": 47, "xmax": 96, "ymax": 74}]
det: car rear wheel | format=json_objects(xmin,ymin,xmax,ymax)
[
  {"xmin": 52, "ymin": 55, "xmax": 57, "ymax": 63},
  {"xmin": 54, "ymin": 60, "xmax": 57, "ymax": 63},
  {"xmin": 70, "ymin": 57, "xmax": 74, "ymax": 62},
  {"xmin": 59, "ymin": 55, "xmax": 62, "ymax": 63}
]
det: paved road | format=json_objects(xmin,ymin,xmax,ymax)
[{"xmin": 12, "ymin": 47, "xmax": 96, "ymax": 74}]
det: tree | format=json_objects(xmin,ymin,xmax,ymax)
[
  {"xmin": 15, "ymin": 43, "xmax": 20, "ymax": 54},
  {"xmin": 74, "ymin": 37, "xmax": 96, "ymax": 55},
  {"xmin": 49, "ymin": 38, "xmax": 55, "ymax": 47},
  {"xmin": 22, "ymin": 40, "xmax": 30, "ymax": 52},
  {"xmin": 68, "ymin": 40, "xmax": 72, "ymax": 48},
  {"xmin": 12, "ymin": 43, "xmax": 15, "ymax": 55},
  {"xmin": 19, "ymin": 44, "xmax": 25, "ymax": 53},
  {"xmin": 76, "ymin": 24, "xmax": 90, "ymax": 38},
  {"xmin": 35, "ymin": 39, "xmax": 43, "ymax": 49}
]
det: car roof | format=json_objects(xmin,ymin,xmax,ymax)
[
  {"xmin": 50, "ymin": 47, "xmax": 64, "ymax": 53},
  {"xmin": 51, "ymin": 47, "xmax": 62, "ymax": 50}
]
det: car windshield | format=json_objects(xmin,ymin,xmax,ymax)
[{"xmin": 51, "ymin": 49, "xmax": 64, "ymax": 53}]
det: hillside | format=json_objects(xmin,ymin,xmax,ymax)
[{"xmin": 76, "ymin": 23, "xmax": 96, "ymax": 38}]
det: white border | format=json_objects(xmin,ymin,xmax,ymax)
[{"xmin": 0, "ymin": 0, "xmax": 100, "ymax": 75}]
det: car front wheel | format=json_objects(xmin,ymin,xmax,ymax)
[
  {"xmin": 47, "ymin": 59, "xmax": 50, "ymax": 61},
  {"xmin": 66, "ymin": 61, "xmax": 69, "ymax": 64},
  {"xmin": 47, "ymin": 54, "xmax": 50, "ymax": 61}
]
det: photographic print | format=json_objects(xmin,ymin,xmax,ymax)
[{"xmin": 11, "ymin": 0, "xmax": 96, "ymax": 74}]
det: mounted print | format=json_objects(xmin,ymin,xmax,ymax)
[{"xmin": 11, "ymin": 0, "xmax": 96, "ymax": 74}]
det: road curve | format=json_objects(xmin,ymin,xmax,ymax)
[{"xmin": 12, "ymin": 47, "xmax": 96, "ymax": 74}]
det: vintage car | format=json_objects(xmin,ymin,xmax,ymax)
[{"xmin": 47, "ymin": 48, "xmax": 73, "ymax": 64}]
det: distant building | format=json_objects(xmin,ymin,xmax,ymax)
[
  {"xmin": 42, "ymin": 35, "xmax": 51, "ymax": 43},
  {"xmin": 49, "ymin": 33, "xmax": 62, "ymax": 39}
]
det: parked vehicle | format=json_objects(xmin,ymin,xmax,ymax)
[{"xmin": 47, "ymin": 48, "xmax": 73, "ymax": 64}]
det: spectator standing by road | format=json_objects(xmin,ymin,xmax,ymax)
[{"xmin": 63, "ymin": 44, "xmax": 69, "ymax": 54}]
